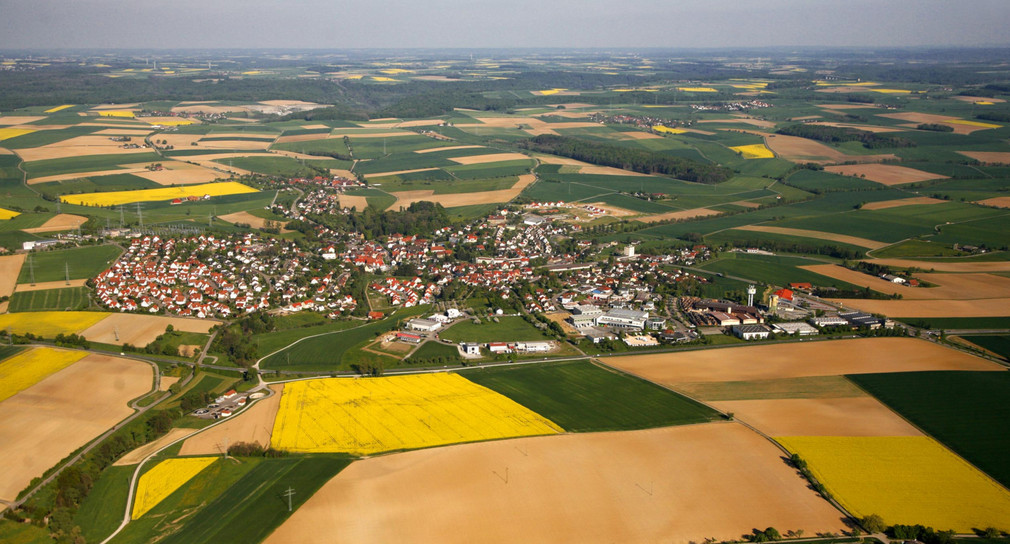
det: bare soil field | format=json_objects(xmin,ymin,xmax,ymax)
[
  {"xmin": 171, "ymin": 104, "xmax": 250, "ymax": 115},
  {"xmin": 459, "ymin": 117, "xmax": 599, "ymax": 137},
  {"xmin": 729, "ymin": 200, "xmax": 763, "ymax": 208},
  {"xmin": 712, "ymin": 398, "xmax": 923, "ymax": 437},
  {"xmin": 159, "ymin": 375, "xmax": 180, "ymax": 391},
  {"xmin": 177, "ymin": 344, "xmax": 201, "ymax": 357},
  {"xmin": 28, "ymin": 168, "xmax": 139, "ymax": 185},
  {"xmin": 394, "ymin": 119, "xmax": 445, "ymax": 128},
  {"xmin": 80, "ymin": 314, "xmax": 217, "ymax": 347},
  {"xmin": 878, "ymin": 113, "xmax": 989, "ymax": 135},
  {"xmin": 958, "ymin": 151, "xmax": 1010, "ymax": 165},
  {"xmin": 156, "ymin": 133, "xmax": 203, "ymax": 148},
  {"xmin": 952, "ymin": 96, "xmax": 1006, "ymax": 104},
  {"xmin": 113, "ymin": 428, "xmax": 197, "ymax": 466},
  {"xmin": 698, "ymin": 118, "xmax": 777, "ymax": 128},
  {"xmin": 823, "ymin": 164, "xmax": 947, "ymax": 186},
  {"xmin": 674, "ymin": 375, "xmax": 866, "ymax": 401},
  {"xmin": 264, "ymin": 423, "xmax": 846, "ymax": 544},
  {"xmin": 637, "ymin": 207, "xmax": 722, "ymax": 223},
  {"xmin": 415, "ymin": 145, "xmax": 483, "ymax": 154},
  {"xmin": 827, "ymin": 297, "xmax": 1010, "ymax": 318},
  {"xmin": 367, "ymin": 167, "xmax": 441, "ymax": 178},
  {"xmin": 0, "ymin": 254, "xmax": 26, "ymax": 298},
  {"xmin": 802, "ymin": 264, "xmax": 1010, "ymax": 300},
  {"xmin": 448, "ymin": 152, "xmax": 531, "ymax": 165},
  {"xmin": 134, "ymin": 161, "xmax": 224, "ymax": 185},
  {"xmin": 342, "ymin": 131, "xmax": 414, "ymax": 139},
  {"xmin": 618, "ymin": 131, "xmax": 664, "ymax": 139},
  {"xmin": 13, "ymin": 279, "xmax": 88, "ymax": 293},
  {"xmin": 977, "ymin": 196, "xmax": 1010, "ymax": 208},
  {"xmin": 734, "ymin": 225, "xmax": 887, "ymax": 249},
  {"xmin": 543, "ymin": 311, "xmax": 579, "ymax": 335},
  {"xmin": 763, "ymin": 134, "xmax": 898, "ymax": 164},
  {"xmin": 92, "ymin": 128, "xmax": 154, "ymax": 137},
  {"xmin": 273, "ymin": 133, "xmax": 340, "ymax": 144},
  {"xmin": 583, "ymin": 202, "xmax": 639, "ymax": 218},
  {"xmin": 21, "ymin": 213, "xmax": 88, "ymax": 233},
  {"xmin": 179, "ymin": 385, "xmax": 283, "ymax": 456},
  {"xmin": 860, "ymin": 196, "xmax": 948, "ymax": 210},
  {"xmin": 192, "ymin": 139, "xmax": 272, "ymax": 151},
  {"xmin": 533, "ymin": 154, "xmax": 588, "ymax": 166},
  {"xmin": 14, "ymin": 135, "xmax": 155, "ymax": 162},
  {"xmin": 865, "ymin": 258, "xmax": 1010, "ymax": 273},
  {"xmin": 0, "ymin": 116, "xmax": 46, "ymax": 125},
  {"xmin": 578, "ymin": 165, "xmax": 651, "ymax": 176},
  {"xmin": 91, "ymin": 103, "xmax": 140, "ymax": 110},
  {"xmin": 218, "ymin": 211, "xmax": 285, "ymax": 229},
  {"xmin": 387, "ymin": 174, "xmax": 535, "ymax": 210},
  {"xmin": 807, "ymin": 122, "xmax": 904, "ymax": 133},
  {"xmin": 336, "ymin": 195, "xmax": 370, "ymax": 210},
  {"xmin": 0, "ymin": 353, "xmax": 151, "ymax": 503},
  {"xmin": 603, "ymin": 338, "xmax": 1000, "ymax": 385}
]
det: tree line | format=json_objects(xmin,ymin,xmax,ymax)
[
  {"xmin": 777, "ymin": 124, "xmax": 916, "ymax": 149},
  {"xmin": 517, "ymin": 135, "xmax": 733, "ymax": 184}
]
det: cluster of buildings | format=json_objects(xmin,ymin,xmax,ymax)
[
  {"xmin": 93, "ymin": 233, "xmax": 357, "ymax": 318},
  {"xmin": 369, "ymin": 276, "xmax": 437, "ymax": 307},
  {"xmin": 689, "ymin": 99, "xmax": 771, "ymax": 112}
]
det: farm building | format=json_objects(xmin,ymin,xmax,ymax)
[
  {"xmin": 773, "ymin": 322, "xmax": 819, "ymax": 336},
  {"xmin": 487, "ymin": 342, "xmax": 512, "ymax": 354},
  {"xmin": 460, "ymin": 343, "xmax": 481, "ymax": 356},
  {"xmin": 395, "ymin": 332, "xmax": 424, "ymax": 344},
  {"xmin": 406, "ymin": 318, "xmax": 442, "ymax": 332},
  {"xmin": 516, "ymin": 341, "xmax": 553, "ymax": 353},
  {"xmin": 732, "ymin": 324, "xmax": 771, "ymax": 340},
  {"xmin": 597, "ymin": 308, "xmax": 649, "ymax": 330}
]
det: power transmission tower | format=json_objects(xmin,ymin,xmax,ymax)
[
  {"xmin": 136, "ymin": 202, "xmax": 143, "ymax": 228},
  {"xmin": 56, "ymin": 195, "xmax": 61, "ymax": 214},
  {"xmin": 282, "ymin": 487, "xmax": 295, "ymax": 512},
  {"xmin": 65, "ymin": 261, "xmax": 70, "ymax": 286},
  {"xmin": 119, "ymin": 206, "xmax": 125, "ymax": 227}
]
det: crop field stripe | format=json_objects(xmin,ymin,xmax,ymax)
[
  {"xmin": 8, "ymin": 286, "xmax": 90, "ymax": 312},
  {"xmin": 0, "ymin": 347, "xmax": 89, "ymax": 403},
  {"xmin": 131, "ymin": 457, "xmax": 217, "ymax": 519},
  {"xmin": 460, "ymin": 361, "xmax": 720, "ymax": 432}
]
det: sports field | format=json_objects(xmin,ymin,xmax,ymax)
[{"xmin": 271, "ymin": 374, "xmax": 562, "ymax": 455}]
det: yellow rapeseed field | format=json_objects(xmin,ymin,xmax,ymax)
[
  {"xmin": 0, "ymin": 311, "xmax": 109, "ymax": 338},
  {"xmin": 131, "ymin": 457, "xmax": 217, "ymax": 519},
  {"xmin": 44, "ymin": 105, "xmax": 74, "ymax": 113},
  {"xmin": 271, "ymin": 374, "xmax": 563, "ymax": 455},
  {"xmin": 731, "ymin": 144, "xmax": 776, "ymax": 159},
  {"xmin": 949, "ymin": 119, "xmax": 1002, "ymax": 128},
  {"xmin": 652, "ymin": 125, "xmax": 687, "ymax": 134},
  {"xmin": 677, "ymin": 87, "xmax": 718, "ymax": 92},
  {"xmin": 537, "ymin": 88, "xmax": 567, "ymax": 95},
  {"xmin": 776, "ymin": 436, "xmax": 1010, "ymax": 532},
  {"xmin": 0, "ymin": 128, "xmax": 36, "ymax": 141},
  {"xmin": 99, "ymin": 111, "xmax": 136, "ymax": 118},
  {"xmin": 0, "ymin": 207, "xmax": 21, "ymax": 220},
  {"xmin": 372, "ymin": 77, "xmax": 397, "ymax": 82},
  {"xmin": 60, "ymin": 181, "xmax": 257, "ymax": 207},
  {"xmin": 0, "ymin": 347, "xmax": 88, "ymax": 403},
  {"xmin": 872, "ymin": 89, "xmax": 913, "ymax": 94}
]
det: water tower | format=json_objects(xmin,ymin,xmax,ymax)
[{"xmin": 747, "ymin": 285, "xmax": 756, "ymax": 307}]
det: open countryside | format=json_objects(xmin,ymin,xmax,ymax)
[{"xmin": 2, "ymin": 42, "xmax": 1010, "ymax": 544}]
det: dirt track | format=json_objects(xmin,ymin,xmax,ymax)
[
  {"xmin": 0, "ymin": 354, "xmax": 151, "ymax": 503},
  {"xmin": 604, "ymin": 338, "xmax": 1001, "ymax": 385},
  {"xmin": 264, "ymin": 423, "xmax": 847, "ymax": 544}
]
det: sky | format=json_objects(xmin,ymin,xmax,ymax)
[{"xmin": 1, "ymin": 0, "xmax": 1009, "ymax": 50}]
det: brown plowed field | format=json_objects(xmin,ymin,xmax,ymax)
[
  {"xmin": 21, "ymin": 213, "xmax": 88, "ymax": 233},
  {"xmin": 877, "ymin": 112, "xmax": 991, "ymax": 135},
  {"xmin": 113, "ymin": 428, "xmax": 197, "ymax": 466},
  {"xmin": 734, "ymin": 225, "xmax": 887, "ymax": 249},
  {"xmin": 448, "ymin": 152, "xmax": 530, "ymax": 165},
  {"xmin": 13, "ymin": 279, "xmax": 88, "ymax": 292},
  {"xmin": 264, "ymin": 423, "xmax": 847, "ymax": 544},
  {"xmin": 577, "ymin": 165, "xmax": 651, "ymax": 176},
  {"xmin": 637, "ymin": 207, "xmax": 721, "ymax": 223},
  {"xmin": 0, "ymin": 254, "xmax": 26, "ymax": 298},
  {"xmin": 958, "ymin": 151, "xmax": 1010, "ymax": 165},
  {"xmin": 603, "ymin": 338, "xmax": 1000, "ymax": 385},
  {"xmin": 0, "ymin": 116, "xmax": 46, "ymax": 125},
  {"xmin": 80, "ymin": 314, "xmax": 217, "ymax": 347},
  {"xmin": 861, "ymin": 197, "xmax": 948, "ymax": 210},
  {"xmin": 826, "ymin": 298, "xmax": 1010, "ymax": 317},
  {"xmin": 218, "ymin": 211, "xmax": 287, "ymax": 230},
  {"xmin": 387, "ymin": 174, "xmax": 535, "ymax": 210},
  {"xmin": 763, "ymin": 134, "xmax": 897, "ymax": 164},
  {"xmin": 0, "ymin": 354, "xmax": 151, "ymax": 502},
  {"xmin": 15, "ymin": 135, "xmax": 156, "ymax": 162},
  {"xmin": 674, "ymin": 375, "xmax": 866, "ymax": 401},
  {"xmin": 977, "ymin": 197, "xmax": 1010, "ymax": 208},
  {"xmin": 415, "ymin": 145, "xmax": 483, "ymax": 154},
  {"xmin": 824, "ymin": 164, "xmax": 947, "ymax": 185},
  {"xmin": 802, "ymin": 264, "xmax": 1010, "ymax": 300},
  {"xmin": 179, "ymin": 385, "xmax": 283, "ymax": 456},
  {"xmin": 712, "ymin": 397, "xmax": 923, "ymax": 437},
  {"xmin": 134, "ymin": 161, "xmax": 224, "ymax": 185},
  {"xmin": 336, "ymin": 195, "xmax": 370, "ymax": 210},
  {"xmin": 864, "ymin": 258, "xmax": 1010, "ymax": 273}
]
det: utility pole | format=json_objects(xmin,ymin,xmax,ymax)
[
  {"xmin": 137, "ymin": 202, "xmax": 143, "ymax": 229},
  {"xmin": 65, "ymin": 261, "xmax": 70, "ymax": 286},
  {"xmin": 283, "ymin": 487, "xmax": 295, "ymax": 512},
  {"xmin": 56, "ymin": 194, "xmax": 61, "ymax": 214},
  {"xmin": 119, "ymin": 206, "xmax": 124, "ymax": 227}
]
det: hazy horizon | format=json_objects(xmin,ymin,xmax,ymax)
[{"xmin": 1, "ymin": 0, "xmax": 1009, "ymax": 50}]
